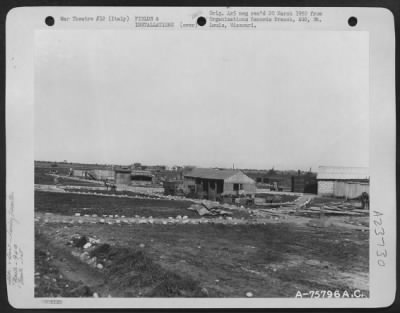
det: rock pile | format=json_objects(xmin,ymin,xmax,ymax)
[
  {"xmin": 67, "ymin": 235, "xmax": 105, "ymax": 270},
  {"xmin": 187, "ymin": 201, "xmax": 234, "ymax": 217}
]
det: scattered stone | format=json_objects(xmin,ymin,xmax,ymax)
[
  {"xmin": 92, "ymin": 214, "xmax": 98, "ymax": 217},
  {"xmin": 71, "ymin": 251, "xmax": 81, "ymax": 258},
  {"xmin": 99, "ymin": 219, "xmax": 105, "ymax": 224},
  {"xmin": 93, "ymin": 292, "xmax": 99, "ymax": 298},
  {"xmin": 80, "ymin": 252, "xmax": 90, "ymax": 261},
  {"xmin": 73, "ymin": 235, "xmax": 88, "ymax": 248},
  {"xmin": 139, "ymin": 243, "xmax": 145, "ymax": 248},
  {"xmin": 183, "ymin": 216, "xmax": 188, "ymax": 219},
  {"xmin": 89, "ymin": 237, "xmax": 100, "ymax": 244},
  {"xmin": 97, "ymin": 263, "xmax": 104, "ymax": 270},
  {"xmin": 87, "ymin": 257, "xmax": 97, "ymax": 267},
  {"xmin": 246, "ymin": 292, "xmax": 253, "ymax": 297},
  {"xmin": 83, "ymin": 242, "xmax": 92, "ymax": 249},
  {"xmin": 75, "ymin": 213, "xmax": 81, "ymax": 217}
]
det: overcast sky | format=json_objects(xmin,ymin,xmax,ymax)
[{"xmin": 34, "ymin": 30, "xmax": 369, "ymax": 171}]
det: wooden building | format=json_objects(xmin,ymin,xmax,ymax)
[
  {"xmin": 114, "ymin": 167, "xmax": 132, "ymax": 185},
  {"xmin": 317, "ymin": 166, "xmax": 369, "ymax": 198},
  {"xmin": 183, "ymin": 168, "xmax": 256, "ymax": 200}
]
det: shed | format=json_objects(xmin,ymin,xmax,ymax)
[
  {"xmin": 131, "ymin": 170, "xmax": 154, "ymax": 186},
  {"xmin": 183, "ymin": 168, "xmax": 256, "ymax": 200},
  {"xmin": 317, "ymin": 166, "xmax": 369, "ymax": 197},
  {"xmin": 114, "ymin": 167, "xmax": 131, "ymax": 185},
  {"xmin": 89, "ymin": 169, "xmax": 114, "ymax": 181},
  {"xmin": 71, "ymin": 169, "xmax": 87, "ymax": 177}
]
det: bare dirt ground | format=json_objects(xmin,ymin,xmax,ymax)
[
  {"xmin": 35, "ymin": 201, "xmax": 369, "ymax": 298},
  {"xmin": 34, "ymin": 169, "xmax": 369, "ymax": 298}
]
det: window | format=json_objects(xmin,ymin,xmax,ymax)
[{"xmin": 233, "ymin": 183, "xmax": 243, "ymax": 191}]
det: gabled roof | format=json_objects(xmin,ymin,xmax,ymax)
[
  {"xmin": 317, "ymin": 166, "xmax": 369, "ymax": 180},
  {"xmin": 184, "ymin": 168, "xmax": 242, "ymax": 180},
  {"xmin": 184, "ymin": 168, "xmax": 255, "ymax": 184}
]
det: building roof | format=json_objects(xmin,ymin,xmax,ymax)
[
  {"xmin": 184, "ymin": 168, "xmax": 255, "ymax": 184},
  {"xmin": 317, "ymin": 166, "xmax": 369, "ymax": 180},
  {"xmin": 131, "ymin": 170, "xmax": 154, "ymax": 177},
  {"xmin": 114, "ymin": 167, "xmax": 131, "ymax": 173},
  {"xmin": 184, "ymin": 168, "xmax": 240, "ymax": 180}
]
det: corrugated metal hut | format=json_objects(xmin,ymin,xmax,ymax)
[
  {"xmin": 317, "ymin": 166, "xmax": 369, "ymax": 197},
  {"xmin": 131, "ymin": 170, "xmax": 154, "ymax": 186},
  {"xmin": 183, "ymin": 168, "xmax": 256, "ymax": 200}
]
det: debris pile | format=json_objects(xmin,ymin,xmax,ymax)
[
  {"xmin": 187, "ymin": 201, "xmax": 233, "ymax": 217},
  {"xmin": 67, "ymin": 234, "xmax": 105, "ymax": 270}
]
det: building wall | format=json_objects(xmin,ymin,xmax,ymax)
[
  {"xmin": 292, "ymin": 176, "xmax": 317, "ymax": 194},
  {"xmin": 223, "ymin": 182, "xmax": 256, "ymax": 195},
  {"xmin": 318, "ymin": 181, "xmax": 335, "ymax": 196},
  {"xmin": 115, "ymin": 172, "xmax": 131, "ymax": 185},
  {"xmin": 90, "ymin": 169, "xmax": 114, "ymax": 181},
  {"xmin": 318, "ymin": 180, "xmax": 369, "ymax": 197},
  {"xmin": 183, "ymin": 175, "xmax": 256, "ymax": 197},
  {"xmin": 333, "ymin": 181, "xmax": 369, "ymax": 199},
  {"xmin": 131, "ymin": 180, "xmax": 153, "ymax": 186},
  {"xmin": 72, "ymin": 169, "xmax": 86, "ymax": 177}
]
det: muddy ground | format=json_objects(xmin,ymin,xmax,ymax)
[{"xmin": 35, "ymin": 198, "xmax": 369, "ymax": 297}]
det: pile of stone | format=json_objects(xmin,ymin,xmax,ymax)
[
  {"xmin": 187, "ymin": 200, "xmax": 233, "ymax": 217},
  {"xmin": 67, "ymin": 235, "xmax": 104, "ymax": 270}
]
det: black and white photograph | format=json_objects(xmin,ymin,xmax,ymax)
[{"xmin": 5, "ymin": 6, "xmax": 396, "ymax": 308}]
